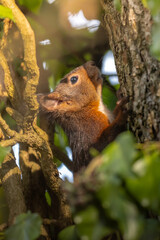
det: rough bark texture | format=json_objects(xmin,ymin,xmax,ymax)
[
  {"xmin": 0, "ymin": 0, "xmax": 72, "ymax": 238},
  {"xmin": 0, "ymin": 153, "xmax": 26, "ymax": 225},
  {"xmin": 101, "ymin": 0, "xmax": 160, "ymax": 142}
]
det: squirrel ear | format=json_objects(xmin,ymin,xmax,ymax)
[{"xmin": 83, "ymin": 61, "xmax": 101, "ymax": 85}]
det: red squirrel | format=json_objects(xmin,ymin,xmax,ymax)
[{"xmin": 38, "ymin": 61, "xmax": 127, "ymax": 172}]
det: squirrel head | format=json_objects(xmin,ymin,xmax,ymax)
[{"xmin": 38, "ymin": 61, "xmax": 103, "ymax": 113}]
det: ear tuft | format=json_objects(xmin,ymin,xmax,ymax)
[{"xmin": 83, "ymin": 61, "xmax": 101, "ymax": 85}]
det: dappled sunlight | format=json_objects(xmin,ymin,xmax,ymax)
[{"xmin": 68, "ymin": 10, "xmax": 100, "ymax": 32}]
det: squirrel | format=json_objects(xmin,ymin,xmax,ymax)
[{"xmin": 38, "ymin": 61, "xmax": 127, "ymax": 173}]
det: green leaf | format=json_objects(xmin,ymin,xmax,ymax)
[
  {"xmin": 102, "ymin": 85, "xmax": 117, "ymax": 111},
  {"xmin": 18, "ymin": 0, "xmax": 43, "ymax": 13},
  {"xmin": 97, "ymin": 179, "xmax": 143, "ymax": 240},
  {"xmin": 54, "ymin": 124, "xmax": 69, "ymax": 149},
  {"xmin": 4, "ymin": 112, "xmax": 16, "ymax": 129},
  {"xmin": 58, "ymin": 225, "xmax": 78, "ymax": 240},
  {"xmin": 45, "ymin": 191, "xmax": 51, "ymax": 206},
  {"xmin": 114, "ymin": 0, "xmax": 121, "ymax": 11},
  {"xmin": 150, "ymin": 20, "xmax": 160, "ymax": 60},
  {"xmin": 127, "ymin": 150, "xmax": 160, "ymax": 213},
  {"xmin": 74, "ymin": 205, "xmax": 108, "ymax": 240},
  {"xmin": 100, "ymin": 132, "xmax": 136, "ymax": 178},
  {"xmin": 145, "ymin": 0, "xmax": 160, "ymax": 16},
  {"xmin": 142, "ymin": 0, "xmax": 148, "ymax": 8},
  {"xmin": 5, "ymin": 211, "xmax": 42, "ymax": 240},
  {"xmin": 0, "ymin": 5, "xmax": 14, "ymax": 21},
  {"xmin": 84, "ymin": 53, "xmax": 92, "ymax": 61},
  {"xmin": 0, "ymin": 146, "xmax": 11, "ymax": 165},
  {"xmin": 116, "ymin": 131, "xmax": 136, "ymax": 164}
]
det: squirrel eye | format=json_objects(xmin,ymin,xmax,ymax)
[{"xmin": 70, "ymin": 76, "xmax": 78, "ymax": 84}]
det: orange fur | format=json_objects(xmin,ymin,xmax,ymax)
[{"xmin": 38, "ymin": 61, "xmax": 127, "ymax": 172}]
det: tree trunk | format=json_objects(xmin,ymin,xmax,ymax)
[{"xmin": 101, "ymin": 0, "xmax": 160, "ymax": 142}]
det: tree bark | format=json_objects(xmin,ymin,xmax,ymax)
[
  {"xmin": 0, "ymin": 153, "xmax": 26, "ymax": 225},
  {"xmin": 0, "ymin": 1, "xmax": 72, "ymax": 238},
  {"xmin": 101, "ymin": 0, "xmax": 160, "ymax": 142}
]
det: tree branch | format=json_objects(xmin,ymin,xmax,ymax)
[
  {"xmin": 0, "ymin": 114, "xmax": 16, "ymax": 138},
  {"xmin": 0, "ymin": 50, "xmax": 17, "ymax": 107},
  {"xmin": 0, "ymin": 18, "xmax": 12, "ymax": 50},
  {"xmin": 0, "ymin": 153, "xmax": 26, "ymax": 225},
  {"xmin": 34, "ymin": 122, "xmax": 73, "ymax": 171},
  {"xmin": 51, "ymin": 145, "xmax": 73, "ymax": 172},
  {"xmin": 0, "ymin": 0, "xmax": 39, "ymax": 122},
  {"xmin": 0, "ymin": 0, "xmax": 72, "ymax": 232},
  {"xmin": 101, "ymin": 0, "xmax": 160, "ymax": 142}
]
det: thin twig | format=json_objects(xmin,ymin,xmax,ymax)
[
  {"xmin": 0, "ymin": 114, "xmax": 16, "ymax": 138},
  {"xmin": 51, "ymin": 145, "xmax": 73, "ymax": 172}
]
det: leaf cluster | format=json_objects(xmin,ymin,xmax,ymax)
[
  {"xmin": 5, "ymin": 212, "xmax": 42, "ymax": 240},
  {"xmin": 60, "ymin": 132, "xmax": 160, "ymax": 240}
]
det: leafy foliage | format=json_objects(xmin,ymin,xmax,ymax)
[
  {"xmin": 0, "ymin": 5, "xmax": 14, "ymax": 21},
  {"xmin": 60, "ymin": 132, "xmax": 160, "ymax": 240},
  {"xmin": 0, "ymin": 146, "xmax": 11, "ymax": 165},
  {"xmin": 58, "ymin": 225, "xmax": 77, "ymax": 240},
  {"xmin": 17, "ymin": 0, "xmax": 43, "ymax": 13},
  {"xmin": 102, "ymin": 85, "xmax": 117, "ymax": 111},
  {"xmin": 5, "ymin": 211, "xmax": 42, "ymax": 240},
  {"xmin": 144, "ymin": 0, "xmax": 160, "ymax": 15},
  {"xmin": 114, "ymin": 0, "xmax": 121, "ymax": 11}
]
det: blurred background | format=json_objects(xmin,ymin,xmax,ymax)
[
  {"xmin": 25, "ymin": 0, "xmax": 119, "ymax": 180},
  {"xmin": 1, "ymin": 0, "xmax": 120, "ymax": 181}
]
